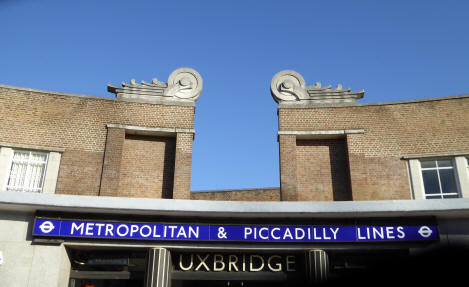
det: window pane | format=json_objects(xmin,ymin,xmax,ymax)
[
  {"xmin": 8, "ymin": 162, "xmax": 26, "ymax": 188},
  {"xmin": 421, "ymin": 160, "xmax": 436, "ymax": 168},
  {"xmin": 31, "ymin": 152, "xmax": 47, "ymax": 162},
  {"xmin": 422, "ymin": 170, "xmax": 440, "ymax": 194},
  {"xmin": 439, "ymin": 169, "xmax": 458, "ymax": 195},
  {"xmin": 426, "ymin": 195, "xmax": 442, "ymax": 199},
  {"xmin": 437, "ymin": 160, "xmax": 452, "ymax": 167},
  {"xmin": 13, "ymin": 151, "xmax": 28, "ymax": 161},
  {"xmin": 443, "ymin": 194, "xmax": 459, "ymax": 199},
  {"xmin": 32, "ymin": 164, "xmax": 45, "ymax": 190}
]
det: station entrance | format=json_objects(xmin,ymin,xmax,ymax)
[
  {"xmin": 67, "ymin": 246, "xmax": 416, "ymax": 287},
  {"xmin": 67, "ymin": 248, "xmax": 317, "ymax": 287}
]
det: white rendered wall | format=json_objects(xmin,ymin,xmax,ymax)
[
  {"xmin": 0, "ymin": 212, "xmax": 70, "ymax": 287},
  {"xmin": 0, "ymin": 147, "xmax": 13, "ymax": 190},
  {"xmin": 42, "ymin": 151, "xmax": 61, "ymax": 194}
]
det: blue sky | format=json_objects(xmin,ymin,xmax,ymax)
[{"xmin": 1, "ymin": 0, "xmax": 468, "ymax": 191}]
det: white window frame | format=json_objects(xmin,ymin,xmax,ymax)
[
  {"xmin": 455, "ymin": 156, "xmax": 469, "ymax": 196},
  {"xmin": 0, "ymin": 144, "xmax": 63, "ymax": 194},
  {"xmin": 407, "ymin": 154, "xmax": 469, "ymax": 200},
  {"xmin": 419, "ymin": 159, "xmax": 459, "ymax": 199},
  {"xmin": 5, "ymin": 150, "xmax": 49, "ymax": 193}
]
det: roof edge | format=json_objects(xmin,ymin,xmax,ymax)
[
  {"xmin": 279, "ymin": 93, "xmax": 469, "ymax": 109},
  {"xmin": 0, "ymin": 84, "xmax": 195, "ymax": 107},
  {"xmin": 1, "ymin": 191, "xmax": 469, "ymax": 219}
]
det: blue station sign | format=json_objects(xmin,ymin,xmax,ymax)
[{"xmin": 33, "ymin": 218, "xmax": 438, "ymax": 243}]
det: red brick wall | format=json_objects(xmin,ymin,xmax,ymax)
[
  {"xmin": 0, "ymin": 86, "xmax": 194, "ymax": 197},
  {"xmin": 100, "ymin": 128, "xmax": 125, "ymax": 197},
  {"xmin": 279, "ymin": 135, "xmax": 297, "ymax": 201},
  {"xmin": 118, "ymin": 134, "xmax": 175, "ymax": 198},
  {"xmin": 345, "ymin": 133, "xmax": 412, "ymax": 200},
  {"xmin": 191, "ymin": 188, "xmax": 280, "ymax": 201},
  {"xmin": 296, "ymin": 139, "xmax": 351, "ymax": 201},
  {"xmin": 278, "ymin": 96, "xmax": 469, "ymax": 201},
  {"xmin": 56, "ymin": 150, "xmax": 103, "ymax": 196},
  {"xmin": 173, "ymin": 133, "xmax": 193, "ymax": 199}
]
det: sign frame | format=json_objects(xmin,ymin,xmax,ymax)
[{"xmin": 32, "ymin": 217, "xmax": 439, "ymax": 243}]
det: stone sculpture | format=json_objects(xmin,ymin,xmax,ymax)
[
  {"xmin": 108, "ymin": 68, "xmax": 203, "ymax": 103},
  {"xmin": 271, "ymin": 70, "xmax": 364, "ymax": 105}
]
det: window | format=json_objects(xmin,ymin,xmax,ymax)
[
  {"xmin": 6, "ymin": 150, "xmax": 48, "ymax": 193},
  {"xmin": 407, "ymin": 155, "xmax": 469, "ymax": 200},
  {"xmin": 1, "ymin": 145, "xmax": 62, "ymax": 194},
  {"xmin": 420, "ymin": 159, "xmax": 458, "ymax": 199}
]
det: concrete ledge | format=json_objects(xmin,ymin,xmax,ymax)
[
  {"xmin": 402, "ymin": 151, "xmax": 469, "ymax": 160},
  {"xmin": 1, "ymin": 191, "xmax": 469, "ymax": 219},
  {"xmin": 0, "ymin": 142, "xmax": 65, "ymax": 153},
  {"xmin": 278, "ymin": 129, "xmax": 364, "ymax": 139},
  {"xmin": 106, "ymin": 124, "xmax": 195, "ymax": 136},
  {"xmin": 115, "ymin": 96, "xmax": 196, "ymax": 107}
]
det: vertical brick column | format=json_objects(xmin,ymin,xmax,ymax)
[
  {"xmin": 346, "ymin": 134, "xmax": 360, "ymax": 201},
  {"xmin": 100, "ymin": 127, "xmax": 125, "ymax": 196},
  {"xmin": 172, "ymin": 132, "xmax": 193, "ymax": 199},
  {"xmin": 279, "ymin": 134, "xmax": 298, "ymax": 201}
]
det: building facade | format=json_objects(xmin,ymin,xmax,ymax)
[{"xmin": 0, "ymin": 68, "xmax": 469, "ymax": 287}]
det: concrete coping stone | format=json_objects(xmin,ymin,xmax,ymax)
[
  {"xmin": 1, "ymin": 191, "xmax": 469, "ymax": 219},
  {"xmin": 278, "ymin": 129, "xmax": 364, "ymax": 139},
  {"xmin": 0, "ymin": 142, "xmax": 65, "ymax": 153},
  {"xmin": 402, "ymin": 151, "xmax": 469, "ymax": 160},
  {"xmin": 278, "ymin": 129, "xmax": 364, "ymax": 135},
  {"xmin": 106, "ymin": 124, "xmax": 195, "ymax": 136}
]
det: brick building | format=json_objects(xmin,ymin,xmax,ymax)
[{"xmin": 0, "ymin": 68, "xmax": 468, "ymax": 287}]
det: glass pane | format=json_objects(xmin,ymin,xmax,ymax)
[
  {"xmin": 8, "ymin": 162, "xmax": 26, "ymax": 188},
  {"xmin": 439, "ymin": 169, "xmax": 457, "ymax": 194},
  {"xmin": 426, "ymin": 195, "xmax": 442, "ymax": 199},
  {"xmin": 443, "ymin": 194, "xmax": 459, "ymax": 199},
  {"xmin": 421, "ymin": 160, "xmax": 436, "ymax": 168},
  {"xmin": 31, "ymin": 152, "xmax": 47, "ymax": 162},
  {"xmin": 422, "ymin": 170, "xmax": 440, "ymax": 194},
  {"xmin": 437, "ymin": 159, "xmax": 452, "ymax": 167},
  {"xmin": 29, "ymin": 164, "xmax": 38, "ymax": 190},
  {"xmin": 33, "ymin": 164, "xmax": 45, "ymax": 190},
  {"xmin": 7, "ymin": 163, "xmax": 18, "ymax": 187},
  {"xmin": 13, "ymin": 151, "xmax": 28, "ymax": 162}
]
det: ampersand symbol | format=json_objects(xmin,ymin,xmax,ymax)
[{"xmin": 217, "ymin": 227, "xmax": 227, "ymax": 239}]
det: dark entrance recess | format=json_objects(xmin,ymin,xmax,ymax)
[
  {"xmin": 171, "ymin": 272, "xmax": 302, "ymax": 287},
  {"xmin": 172, "ymin": 280, "xmax": 289, "ymax": 287},
  {"xmin": 68, "ymin": 249, "xmax": 146, "ymax": 287},
  {"xmin": 68, "ymin": 248, "xmax": 309, "ymax": 287},
  {"xmin": 68, "ymin": 247, "xmax": 428, "ymax": 286}
]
